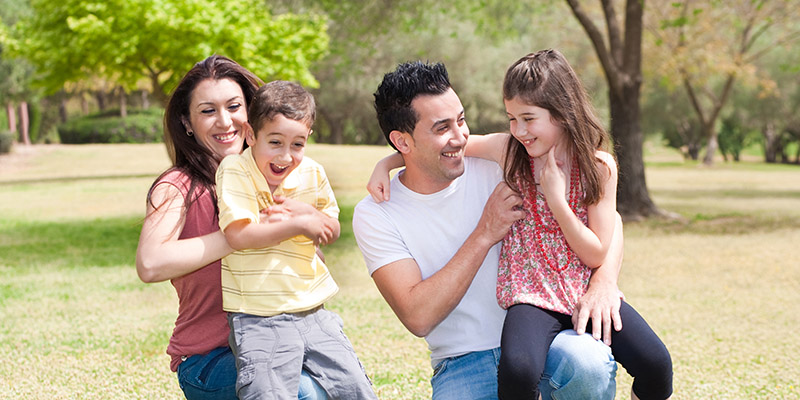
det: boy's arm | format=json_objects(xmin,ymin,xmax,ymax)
[
  {"xmin": 224, "ymin": 214, "xmax": 336, "ymax": 250},
  {"xmin": 367, "ymin": 152, "xmax": 404, "ymax": 202}
]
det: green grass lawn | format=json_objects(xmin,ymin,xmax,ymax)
[{"xmin": 1, "ymin": 143, "xmax": 799, "ymax": 399}]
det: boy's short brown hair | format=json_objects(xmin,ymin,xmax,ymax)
[{"xmin": 248, "ymin": 80, "xmax": 316, "ymax": 135}]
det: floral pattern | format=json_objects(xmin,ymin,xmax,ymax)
[{"xmin": 497, "ymin": 179, "xmax": 590, "ymax": 315}]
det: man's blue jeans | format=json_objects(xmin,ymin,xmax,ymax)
[
  {"xmin": 430, "ymin": 330, "xmax": 617, "ymax": 399},
  {"xmin": 177, "ymin": 346, "xmax": 328, "ymax": 400}
]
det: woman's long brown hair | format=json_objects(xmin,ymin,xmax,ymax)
[{"xmin": 147, "ymin": 55, "xmax": 263, "ymax": 215}]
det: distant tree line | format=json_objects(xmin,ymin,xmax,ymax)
[{"xmin": 1, "ymin": 0, "xmax": 799, "ymax": 218}]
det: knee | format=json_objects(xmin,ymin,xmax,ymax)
[
  {"xmin": 544, "ymin": 331, "xmax": 617, "ymax": 399},
  {"xmin": 631, "ymin": 345, "xmax": 673, "ymax": 399},
  {"xmin": 499, "ymin": 351, "xmax": 543, "ymax": 387}
]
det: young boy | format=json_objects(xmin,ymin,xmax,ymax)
[{"xmin": 215, "ymin": 80, "xmax": 376, "ymax": 399}]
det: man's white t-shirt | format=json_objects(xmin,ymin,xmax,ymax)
[{"xmin": 353, "ymin": 157, "xmax": 506, "ymax": 365}]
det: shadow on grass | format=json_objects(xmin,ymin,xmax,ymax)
[{"xmin": 0, "ymin": 216, "xmax": 142, "ymax": 270}]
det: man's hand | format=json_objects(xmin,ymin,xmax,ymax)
[
  {"xmin": 572, "ymin": 277, "xmax": 624, "ymax": 346},
  {"xmin": 476, "ymin": 182, "xmax": 525, "ymax": 245}
]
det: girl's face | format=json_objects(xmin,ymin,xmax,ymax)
[
  {"xmin": 504, "ymin": 96, "xmax": 567, "ymax": 159},
  {"xmin": 184, "ymin": 78, "xmax": 248, "ymax": 161}
]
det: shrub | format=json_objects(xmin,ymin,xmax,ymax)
[
  {"xmin": 0, "ymin": 131, "xmax": 13, "ymax": 154},
  {"xmin": 57, "ymin": 108, "xmax": 164, "ymax": 144}
]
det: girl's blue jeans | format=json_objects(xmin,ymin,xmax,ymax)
[
  {"xmin": 177, "ymin": 346, "xmax": 327, "ymax": 400},
  {"xmin": 430, "ymin": 330, "xmax": 617, "ymax": 399}
]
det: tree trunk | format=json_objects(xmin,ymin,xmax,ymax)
[
  {"xmin": 703, "ymin": 129, "xmax": 718, "ymax": 165},
  {"xmin": 95, "ymin": 91, "xmax": 107, "ymax": 112},
  {"xmin": 5, "ymin": 102, "xmax": 16, "ymax": 133},
  {"xmin": 566, "ymin": 0, "xmax": 661, "ymax": 219},
  {"xmin": 120, "ymin": 89, "xmax": 128, "ymax": 118},
  {"xmin": 20, "ymin": 102, "xmax": 30, "ymax": 146},
  {"xmin": 141, "ymin": 91, "xmax": 150, "ymax": 109},
  {"xmin": 610, "ymin": 85, "xmax": 659, "ymax": 219},
  {"xmin": 59, "ymin": 98, "xmax": 68, "ymax": 123},
  {"xmin": 763, "ymin": 122, "xmax": 779, "ymax": 163}
]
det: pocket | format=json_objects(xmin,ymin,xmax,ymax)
[
  {"xmin": 235, "ymin": 364, "xmax": 257, "ymax": 397},
  {"xmin": 432, "ymin": 358, "xmax": 449, "ymax": 380}
]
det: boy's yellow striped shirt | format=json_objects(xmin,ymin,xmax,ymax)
[{"xmin": 216, "ymin": 147, "xmax": 339, "ymax": 316}]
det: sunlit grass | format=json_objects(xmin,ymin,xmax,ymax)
[{"xmin": 1, "ymin": 143, "xmax": 799, "ymax": 398}]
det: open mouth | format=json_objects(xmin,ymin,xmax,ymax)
[
  {"xmin": 213, "ymin": 132, "xmax": 238, "ymax": 142},
  {"xmin": 270, "ymin": 163, "xmax": 289, "ymax": 174},
  {"xmin": 442, "ymin": 150, "xmax": 461, "ymax": 158}
]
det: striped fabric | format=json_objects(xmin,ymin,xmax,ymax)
[{"xmin": 216, "ymin": 147, "xmax": 339, "ymax": 316}]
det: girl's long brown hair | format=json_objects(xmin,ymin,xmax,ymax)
[
  {"xmin": 147, "ymin": 55, "xmax": 263, "ymax": 214},
  {"xmin": 502, "ymin": 49, "xmax": 611, "ymax": 206}
]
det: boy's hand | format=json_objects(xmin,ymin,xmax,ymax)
[
  {"xmin": 267, "ymin": 196, "xmax": 319, "ymax": 217},
  {"xmin": 367, "ymin": 164, "xmax": 392, "ymax": 202},
  {"xmin": 297, "ymin": 214, "xmax": 336, "ymax": 245}
]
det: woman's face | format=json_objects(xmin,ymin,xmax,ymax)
[{"xmin": 183, "ymin": 78, "xmax": 248, "ymax": 161}]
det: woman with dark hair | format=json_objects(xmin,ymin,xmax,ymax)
[{"xmin": 136, "ymin": 55, "xmax": 326, "ymax": 400}]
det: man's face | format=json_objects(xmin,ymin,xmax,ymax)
[{"xmin": 404, "ymin": 88, "xmax": 469, "ymax": 192}]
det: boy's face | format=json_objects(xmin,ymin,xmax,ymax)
[{"xmin": 245, "ymin": 114, "xmax": 311, "ymax": 192}]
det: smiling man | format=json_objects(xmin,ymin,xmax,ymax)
[{"xmin": 353, "ymin": 61, "xmax": 622, "ymax": 399}]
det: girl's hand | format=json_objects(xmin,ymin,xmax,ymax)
[{"xmin": 539, "ymin": 146, "xmax": 568, "ymax": 204}]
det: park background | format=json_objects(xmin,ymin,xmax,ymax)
[{"xmin": 1, "ymin": 0, "xmax": 799, "ymax": 398}]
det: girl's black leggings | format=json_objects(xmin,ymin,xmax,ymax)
[{"xmin": 497, "ymin": 301, "xmax": 673, "ymax": 399}]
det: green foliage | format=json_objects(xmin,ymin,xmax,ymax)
[
  {"xmin": 718, "ymin": 115, "xmax": 756, "ymax": 162},
  {"xmin": 0, "ymin": 130, "xmax": 13, "ymax": 153},
  {"xmin": 6, "ymin": 0, "xmax": 329, "ymax": 101},
  {"xmin": 57, "ymin": 108, "xmax": 163, "ymax": 144}
]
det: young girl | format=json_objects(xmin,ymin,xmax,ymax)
[{"xmin": 367, "ymin": 50, "xmax": 672, "ymax": 400}]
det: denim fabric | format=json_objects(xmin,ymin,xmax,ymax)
[
  {"xmin": 177, "ymin": 346, "xmax": 327, "ymax": 400},
  {"xmin": 540, "ymin": 330, "xmax": 617, "ymax": 400},
  {"xmin": 431, "ymin": 347, "xmax": 502, "ymax": 400},
  {"xmin": 431, "ymin": 330, "xmax": 617, "ymax": 400}
]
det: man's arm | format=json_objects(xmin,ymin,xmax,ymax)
[
  {"xmin": 571, "ymin": 212, "xmax": 624, "ymax": 345},
  {"xmin": 371, "ymin": 183, "xmax": 524, "ymax": 337}
]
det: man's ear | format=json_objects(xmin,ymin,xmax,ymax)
[
  {"xmin": 389, "ymin": 130, "xmax": 413, "ymax": 154},
  {"xmin": 243, "ymin": 121, "xmax": 257, "ymax": 146}
]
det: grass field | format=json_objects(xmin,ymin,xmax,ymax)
[{"xmin": 0, "ymin": 142, "xmax": 799, "ymax": 399}]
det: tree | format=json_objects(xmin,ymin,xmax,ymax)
[
  {"xmin": 649, "ymin": 0, "xmax": 800, "ymax": 165},
  {"xmin": 5, "ymin": 0, "xmax": 329, "ymax": 107},
  {"xmin": 0, "ymin": 0, "xmax": 35, "ymax": 145},
  {"xmin": 565, "ymin": 0, "xmax": 661, "ymax": 219}
]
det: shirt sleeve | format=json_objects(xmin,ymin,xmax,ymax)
[
  {"xmin": 314, "ymin": 164, "xmax": 340, "ymax": 220},
  {"xmin": 352, "ymin": 199, "xmax": 412, "ymax": 276},
  {"xmin": 216, "ymin": 155, "xmax": 260, "ymax": 231}
]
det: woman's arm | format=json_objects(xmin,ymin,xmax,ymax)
[
  {"xmin": 543, "ymin": 149, "xmax": 618, "ymax": 268},
  {"xmin": 136, "ymin": 183, "xmax": 233, "ymax": 283}
]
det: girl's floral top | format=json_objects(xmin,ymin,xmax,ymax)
[{"xmin": 497, "ymin": 179, "xmax": 590, "ymax": 315}]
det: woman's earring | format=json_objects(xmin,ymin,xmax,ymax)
[{"xmin": 186, "ymin": 131, "xmax": 194, "ymax": 137}]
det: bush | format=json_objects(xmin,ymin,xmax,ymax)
[
  {"xmin": 57, "ymin": 108, "xmax": 164, "ymax": 144},
  {"xmin": 0, "ymin": 131, "xmax": 13, "ymax": 154}
]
